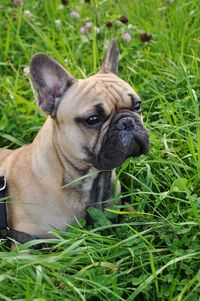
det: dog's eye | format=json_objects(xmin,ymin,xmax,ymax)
[
  {"xmin": 86, "ymin": 115, "xmax": 100, "ymax": 125},
  {"xmin": 134, "ymin": 101, "xmax": 141, "ymax": 111}
]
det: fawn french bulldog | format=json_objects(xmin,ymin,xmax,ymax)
[{"xmin": 0, "ymin": 39, "xmax": 149, "ymax": 240}]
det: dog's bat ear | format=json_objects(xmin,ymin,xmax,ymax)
[
  {"xmin": 30, "ymin": 54, "xmax": 76, "ymax": 117},
  {"xmin": 98, "ymin": 38, "xmax": 119, "ymax": 75}
]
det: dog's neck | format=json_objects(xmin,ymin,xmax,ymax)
[
  {"xmin": 31, "ymin": 118, "xmax": 111, "ymax": 187},
  {"xmin": 31, "ymin": 117, "xmax": 113, "ymax": 207}
]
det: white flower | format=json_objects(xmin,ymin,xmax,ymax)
[
  {"xmin": 24, "ymin": 10, "xmax": 33, "ymax": 18},
  {"xmin": 23, "ymin": 66, "xmax": 30, "ymax": 76},
  {"xmin": 94, "ymin": 26, "xmax": 100, "ymax": 34},
  {"xmin": 58, "ymin": 5, "xmax": 64, "ymax": 10},
  {"xmin": 55, "ymin": 19, "xmax": 61, "ymax": 28}
]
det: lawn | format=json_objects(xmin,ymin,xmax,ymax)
[{"xmin": 0, "ymin": 0, "xmax": 199, "ymax": 300}]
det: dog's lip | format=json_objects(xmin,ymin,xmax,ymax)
[
  {"xmin": 85, "ymin": 114, "xmax": 150, "ymax": 170},
  {"xmin": 132, "ymin": 132, "xmax": 150, "ymax": 155},
  {"xmin": 92, "ymin": 138, "xmax": 149, "ymax": 171},
  {"xmin": 99, "ymin": 129, "xmax": 149, "ymax": 169}
]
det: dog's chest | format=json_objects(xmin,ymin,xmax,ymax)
[
  {"xmin": 81, "ymin": 171, "xmax": 113, "ymax": 209},
  {"xmin": 62, "ymin": 170, "xmax": 113, "ymax": 225}
]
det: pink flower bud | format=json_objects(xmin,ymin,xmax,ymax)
[
  {"xmin": 70, "ymin": 11, "xmax": 80, "ymax": 19},
  {"xmin": 12, "ymin": 0, "xmax": 23, "ymax": 6},
  {"xmin": 85, "ymin": 22, "xmax": 92, "ymax": 30},
  {"xmin": 80, "ymin": 27, "xmax": 86, "ymax": 34},
  {"xmin": 122, "ymin": 32, "xmax": 132, "ymax": 42}
]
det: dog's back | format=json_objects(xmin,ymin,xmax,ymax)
[{"xmin": 0, "ymin": 149, "xmax": 13, "ymax": 164}]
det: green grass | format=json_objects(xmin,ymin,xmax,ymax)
[{"xmin": 0, "ymin": 0, "xmax": 200, "ymax": 300}]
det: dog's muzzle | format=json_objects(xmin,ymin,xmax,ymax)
[{"xmin": 94, "ymin": 112, "xmax": 150, "ymax": 170}]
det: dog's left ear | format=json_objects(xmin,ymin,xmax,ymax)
[
  {"xmin": 30, "ymin": 54, "xmax": 76, "ymax": 116},
  {"xmin": 98, "ymin": 38, "xmax": 119, "ymax": 75}
]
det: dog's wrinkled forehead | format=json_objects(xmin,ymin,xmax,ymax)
[
  {"xmin": 71, "ymin": 74, "xmax": 140, "ymax": 116},
  {"xmin": 30, "ymin": 39, "xmax": 141, "ymax": 118}
]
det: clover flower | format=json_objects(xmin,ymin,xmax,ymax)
[
  {"xmin": 85, "ymin": 22, "xmax": 92, "ymax": 30},
  {"xmin": 106, "ymin": 21, "xmax": 113, "ymax": 28},
  {"xmin": 119, "ymin": 16, "xmax": 128, "ymax": 24},
  {"xmin": 23, "ymin": 66, "xmax": 30, "ymax": 76},
  {"xmin": 12, "ymin": 0, "xmax": 23, "ymax": 6},
  {"xmin": 24, "ymin": 10, "xmax": 33, "ymax": 18},
  {"xmin": 140, "ymin": 33, "xmax": 152, "ymax": 43},
  {"xmin": 61, "ymin": 0, "xmax": 68, "ymax": 5},
  {"xmin": 94, "ymin": 26, "xmax": 100, "ymax": 34},
  {"xmin": 122, "ymin": 32, "xmax": 132, "ymax": 42},
  {"xmin": 80, "ymin": 27, "xmax": 86, "ymax": 34},
  {"xmin": 55, "ymin": 19, "xmax": 61, "ymax": 28},
  {"xmin": 80, "ymin": 22, "xmax": 92, "ymax": 34},
  {"xmin": 70, "ymin": 11, "xmax": 80, "ymax": 19}
]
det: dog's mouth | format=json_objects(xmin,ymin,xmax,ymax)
[{"xmin": 92, "ymin": 114, "xmax": 150, "ymax": 170}]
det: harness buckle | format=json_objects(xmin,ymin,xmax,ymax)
[{"xmin": 0, "ymin": 178, "xmax": 7, "ymax": 191}]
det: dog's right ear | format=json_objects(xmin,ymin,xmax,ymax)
[
  {"xmin": 98, "ymin": 38, "xmax": 119, "ymax": 75},
  {"xmin": 30, "ymin": 54, "xmax": 76, "ymax": 117}
]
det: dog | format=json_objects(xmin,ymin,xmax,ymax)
[{"xmin": 0, "ymin": 39, "xmax": 149, "ymax": 239}]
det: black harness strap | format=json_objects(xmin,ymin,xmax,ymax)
[
  {"xmin": 0, "ymin": 176, "xmax": 46, "ymax": 249},
  {"xmin": 0, "ymin": 176, "xmax": 8, "ymax": 230}
]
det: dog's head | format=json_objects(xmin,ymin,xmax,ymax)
[{"xmin": 30, "ymin": 39, "xmax": 149, "ymax": 170}]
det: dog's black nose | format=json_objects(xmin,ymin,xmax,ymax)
[{"xmin": 116, "ymin": 117, "xmax": 135, "ymax": 130}]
